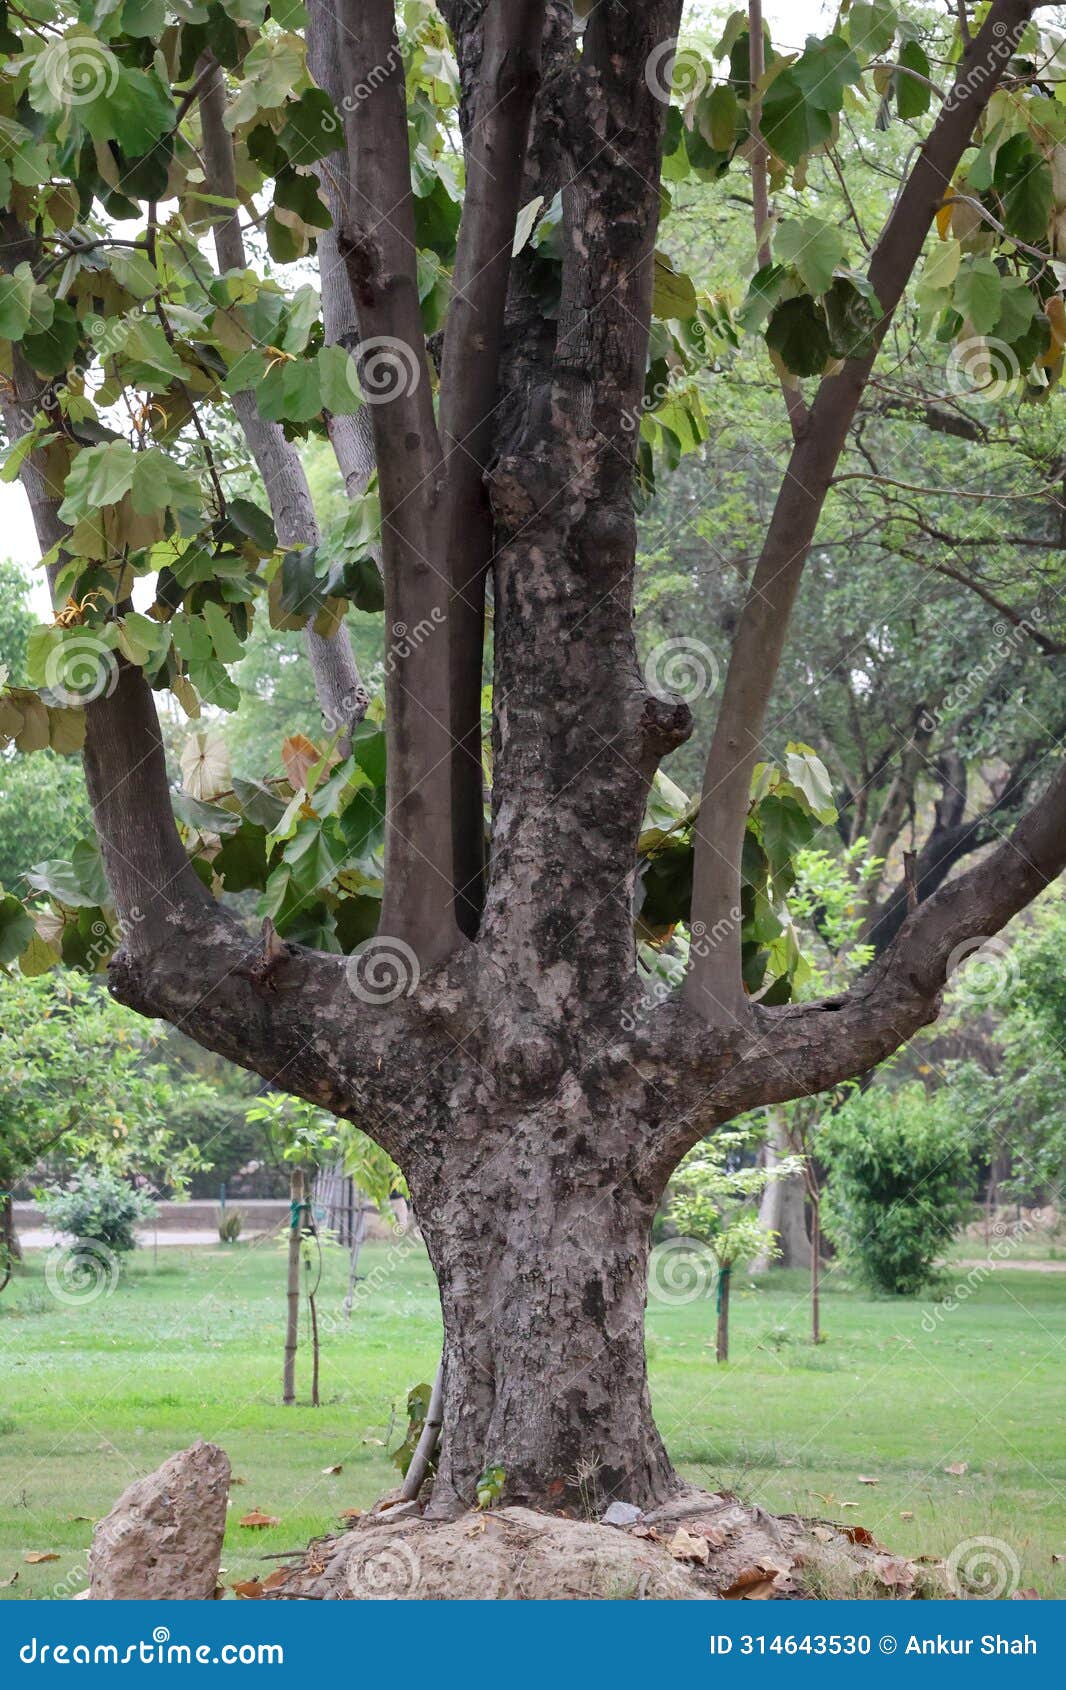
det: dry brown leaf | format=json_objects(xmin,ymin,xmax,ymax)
[
  {"xmin": 842, "ymin": 1525, "xmax": 878, "ymax": 1547},
  {"xmin": 262, "ymin": 1568, "xmax": 293, "ymax": 1592},
  {"xmin": 811, "ymin": 1526, "xmax": 835, "ymax": 1544},
  {"xmin": 281, "ymin": 734, "xmax": 319, "ymax": 792},
  {"xmin": 725, "ymin": 1573, "xmax": 778, "ymax": 1600},
  {"xmin": 667, "ymin": 1527, "xmax": 710, "ymax": 1564},
  {"xmin": 900, "ymin": 1511, "xmax": 915, "ymax": 1521},
  {"xmin": 338, "ymin": 1507, "xmax": 363, "ymax": 1522},
  {"xmin": 943, "ymin": 1461, "xmax": 968, "ymax": 1476},
  {"xmin": 229, "ymin": 1477, "xmax": 246, "ymax": 1487},
  {"xmin": 689, "ymin": 1518, "xmax": 730, "ymax": 1547},
  {"xmin": 238, "ymin": 1510, "xmax": 280, "ymax": 1530},
  {"xmin": 630, "ymin": 1525, "xmax": 661, "ymax": 1541},
  {"xmin": 723, "ymin": 1566, "xmax": 775, "ymax": 1599},
  {"xmin": 232, "ymin": 1579, "xmax": 264, "ymax": 1600},
  {"xmin": 873, "ymin": 1554, "xmax": 916, "ymax": 1589},
  {"xmin": 0, "ymin": 1572, "xmax": 17, "ymax": 1588},
  {"xmin": 321, "ymin": 1464, "xmax": 343, "ymax": 1476},
  {"xmin": 857, "ymin": 1474, "xmax": 880, "ymax": 1485},
  {"xmin": 24, "ymin": 1552, "xmax": 60, "ymax": 1564}
]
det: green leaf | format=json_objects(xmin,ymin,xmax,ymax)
[
  {"xmin": 202, "ymin": 600, "xmax": 245, "ymax": 665},
  {"xmin": 765, "ymin": 295, "xmax": 830, "ymax": 377},
  {"xmin": 279, "ymin": 87, "xmax": 340, "ymax": 165},
  {"xmin": 258, "ymin": 357, "xmax": 322, "ymax": 424},
  {"xmin": 896, "ymin": 38, "xmax": 931, "ymax": 119},
  {"xmin": 317, "ymin": 345, "xmax": 362, "ymax": 414},
  {"xmin": 82, "ymin": 67, "xmax": 176, "ymax": 156},
  {"xmin": 59, "ymin": 441, "xmax": 137, "ymax": 519},
  {"xmin": 652, "ymin": 252, "xmax": 698, "ymax": 321},
  {"xmin": 0, "ymin": 263, "xmax": 36, "ymax": 339},
  {"xmin": 954, "ymin": 259, "xmax": 1002, "ymax": 335},
  {"xmin": 784, "ymin": 743, "xmax": 837, "ymax": 822},
  {"xmin": 994, "ymin": 133, "xmax": 1053, "ymax": 245},
  {"xmin": 847, "ymin": 1, "xmax": 898, "ymax": 58},
  {"xmin": 761, "ymin": 68, "xmax": 833, "ymax": 166},
  {"xmin": 0, "ymin": 893, "xmax": 34, "ymax": 967},
  {"xmin": 776, "ymin": 217, "xmax": 846, "ymax": 297}
]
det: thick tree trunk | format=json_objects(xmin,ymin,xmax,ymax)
[
  {"xmin": 412, "ymin": 1146, "xmax": 680, "ymax": 1518},
  {"xmin": 752, "ymin": 1114, "xmax": 808, "ymax": 1271}
]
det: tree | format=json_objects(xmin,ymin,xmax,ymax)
[
  {"xmin": 2, "ymin": 0, "xmax": 1065, "ymax": 1517},
  {"xmin": 0, "ymin": 972, "xmax": 209, "ymax": 1287},
  {"xmin": 245, "ymin": 1094, "xmax": 339, "ymax": 1407},
  {"xmin": 669, "ymin": 1125, "xmax": 801, "ymax": 1362},
  {"xmin": 821, "ymin": 1084, "xmax": 977, "ymax": 1295}
]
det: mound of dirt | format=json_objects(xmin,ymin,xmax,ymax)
[{"xmin": 258, "ymin": 1491, "xmax": 946, "ymax": 1602}]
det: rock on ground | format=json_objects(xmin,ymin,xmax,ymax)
[
  {"xmin": 89, "ymin": 1440, "xmax": 230, "ymax": 1600},
  {"xmin": 260, "ymin": 1492, "xmax": 946, "ymax": 1602}
]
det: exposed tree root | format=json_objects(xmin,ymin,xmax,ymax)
[{"xmin": 258, "ymin": 1489, "xmax": 949, "ymax": 1602}]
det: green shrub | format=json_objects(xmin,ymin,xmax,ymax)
[
  {"xmin": 217, "ymin": 1207, "xmax": 244, "ymax": 1243},
  {"xmin": 822, "ymin": 1085, "xmax": 976, "ymax": 1295},
  {"xmin": 39, "ymin": 1167, "xmax": 157, "ymax": 1256}
]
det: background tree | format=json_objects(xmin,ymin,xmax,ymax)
[
  {"xmin": 669, "ymin": 1124, "xmax": 801, "ymax": 1362},
  {"xmin": 1, "ymin": 0, "xmax": 1065, "ymax": 1516}
]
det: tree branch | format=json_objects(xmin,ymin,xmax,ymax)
[
  {"xmin": 685, "ymin": 0, "xmax": 1037, "ymax": 1024},
  {"xmin": 437, "ymin": 0, "xmax": 546, "ymax": 936},
  {"xmin": 337, "ymin": 0, "xmax": 459, "ymax": 963},
  {"xmin": 197, "ymin": 56, "xmax": 368, "ymax": 746}
]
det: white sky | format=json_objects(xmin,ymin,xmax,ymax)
[{"xmin": 0, "ymin": 0, "xmax": 835, "ymax": 608}]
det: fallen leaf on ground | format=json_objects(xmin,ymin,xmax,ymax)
[
  {"xmin": 723, "ymin": 1567, "xmax": 778, "ymax": 1600},
  {"xmin": 943, "ymin": 1461, "xmax": 968, "ymax": 1476},
  {"xmin": 630, "ymin": 1525, "xmax": 661, "ymax": 1541},
  {"xmin": 238, "ymin": 1511, "xmax": 280, "ymax": 1530},
  {"xmin": 900, "ymin": 1511, "xmax": 914, "ymax": 1521},
  {"xmin": 842, "ymin": 1525, "xmax": 878, "ymax": 1547},
  {"xmin": 667, "ymin": 1527, "xmax": 710, "ymax": 1564},
  {"xmin": 321, "ymin": 1464, "xmax": 343, "ymax": 1476},
  {"xmin": 857, "ymin": 1475, "xmax": 880, "ymax": 1485},
  {"xmin": 339, "ymin": 1508, "xmax": 363, "ymax": 1522},
  {"xmin": 0, "ymin": 1572, "xmax": 17, "ymax": 1588},
  {"xmin": 24, "ymin": 1553, "xmax": 59, "ymax": 1564},
  {"xmin": 689, "ymin": 1518, "xmax": 731, "ymax": 1547},
  {"xmin": 873, "ymin": 1555, "xmax": 916, "ymax": 1589},
  {"xmin": 811, "ymin": 1526, "xmax": 835, "ymax": 1543},
  {"xmin": 840, "ymin": 1501, "xmax": 859, "ymax": 1509},
  {"xmin": 66, "ymin": 1516, "xmax": 92, "ymax": 1523},
  {"xmin": 262, "ymin": 1569, "xmax": 292, "ymax": 1592},
  {"xmin": 232, "ymin": 1580, "xmax": 264, "ymax": 1599},
  {"xmin": 229, "ymin": 1477, "xmax": 246, "ymax": 1487}
]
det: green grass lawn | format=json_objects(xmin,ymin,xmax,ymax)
[{"xmin": 1, "ymin": 1235, "xmax": 1063, "ymax": 1598}]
